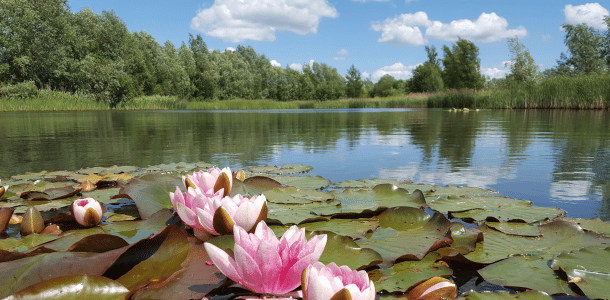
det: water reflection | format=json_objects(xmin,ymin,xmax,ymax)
[{"xmin": 0, "ymin": 109, "xmax": 609, "ymax": 220}]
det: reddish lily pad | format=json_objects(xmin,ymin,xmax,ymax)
[
  {"xmin": 478, "ymin": 255, "xmax": 572, "ymax": 296},
  {"xmin": 4, "ymin": 275, "xmax": 128, "ymax": 300},
  {"xmin": 368, "ymin": 252, "xmax": 452, "ymax": 293},
  {"xmin": 551, "ymin": 246, "xmax": 610, "ymax": 300}
]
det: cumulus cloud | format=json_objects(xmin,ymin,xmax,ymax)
[
  {"xmin": 337, "ymin": 49, "xmax": 349, "ymax": 55},
  {"xmin": 372, "ymin": 11, "xmax": 527, "ymax": 45},
  {"xmin": 270, "ymin": 60, "xmax": 282, "ymax": 67},
  {"xmin": 481, "ymin": 67, "xmax": 509, "ymax": 79},
  {"xmin": 289, "ymin": 63, "xmax": 303, "ymax": 71},
  {"xmin": 371, "ymin": 62, "xmax": 420, "ymax": 82},
  {"xmin": 333, "ymin": 57, "xmax": 345, "ymax": 60},
  {"xmin": 564, "ymin": 3, "xmax": 609, "ymax": 30},
  {"xmin": 225, "ymin": 47, "xmax": 236, "ymax": 52},
  {"xmin": 362, "ymin": 71, "xmax": 371, "ymax": 79},
  {"xmin": 191, "ymin": 0, "xmax": 338, "ymax": 42}
]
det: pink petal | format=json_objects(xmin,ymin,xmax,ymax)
[
  {"xmin": 234, "ymin": 244, "xmax": 264, "ymax": 292},
  {"xmin": 256, "ymin": 239, "xmax": 283, "ymax": 293},
  {"xmin": 204, "ymin": 242, "xmax": 239, "ymax": 281}
]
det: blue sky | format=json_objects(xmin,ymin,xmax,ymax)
[{"xmin": 66, "ymin": 0, "xmax": 609, "ymax": 82}]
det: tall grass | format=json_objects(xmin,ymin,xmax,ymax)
[
  {"xmin": 0, "ymin": 89, "xmax": 106, "ymax": 111},
  {"xmin": 427, "ymin": 74, "xmax": 610, "ymax": 109}
]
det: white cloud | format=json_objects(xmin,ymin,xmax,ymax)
[
  {"xmin": 270, "ymin": 60, "xmax": 282, "ymax": 67},
  {"xmin": 564, "ymin": 3, "xmax": 609, "ymax": 30},
  {"xmin": 333, "ymin": 57, "xmax": 345, "ymax": 60},
  {"xmin": 426, "ymin": 12, "xmax": 527, "ymax": 43},
  {"xmin": 362, "ymin": 71, "xmax": 371, "ymax": 79},
  {"xmin": 289, "ymin": 63, "xmax": 303, "ymax": 71},
  {"xmin": 372, "ymin": 12, "xmax": 527, "ymax": 45},
  {"xmin": 371, "ymin": 62, "xmax": 420, "ymax": 82},
  {"xmin": 337, "ymin": 49, "xmax": 349, "ymax": 55},
  {"xmin": 481, "ymin": 67, "xmax": 509, "ymax": 79},
  {"xmin": 225, "ymin": 47, "xmax": 236, "ymax": 52},
  {"xmin": 353, "ymin": 0, "xmax": 390, "ymax": 2},
  {"xmin": 191, "ymin": 0, "xmax": 338, "ymax": 42},
  {"xmin": 371, "ymin": 12, "xmax": 431, "ymax": 45}
]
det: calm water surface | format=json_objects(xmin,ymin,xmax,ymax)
[{"xmin": 1, "ymin": 108, "xmax": 609, "ymax": 220}]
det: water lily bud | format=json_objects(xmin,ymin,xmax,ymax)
[
  {"xmin": 71, "ymin": 198, "xmax": 103, "ymax": 227},
  {"xmin": 21, "ymin": 206, "xmax": 45, "ymax": 235},
  {"xmin": 406, "ymin": 277, "xmax": 457, "ymax": 300},
  {"xmin": 302, "ymin": 262, "xmax": 376, "ymax": 300}
]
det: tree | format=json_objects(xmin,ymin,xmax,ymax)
[
  {"xmin": 370, "ymin": 74, "xmax": 396, "ymax": 97},
  {"xmin": 505, "ymin": 37, "xmax": 539, "ymax": 84},
  {"xmin": 442, "ymin": 38, "xmax": 485, "ymax": 90},
  {"xmin": 409, "ymin": 46, "xmax": 444, "ymax": 92},
  {"xmin": 345, "ymin": 65, "xmax": 363, "ymax": 98},
  {"xmin": 557, "ymin": 23, "xmax": 606, "ymax": 75},
  {"xmin": 600, "ymin": 16, "xmax": 610, "ymax": 69}
]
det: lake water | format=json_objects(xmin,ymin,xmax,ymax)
[{"xmin": 1, "ymin": 108, "xmax": 609, "ymax": 221}]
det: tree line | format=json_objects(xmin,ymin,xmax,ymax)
[{"xmin": 1, "ymin": 0, "xmax": 609, "ymax": 106}]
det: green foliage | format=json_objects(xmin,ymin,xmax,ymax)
[
  {"xmin": 0, "ymin": 81, "xmax": 38, "ymax": 99},
  {"xmin": 442, "ymin": 38, "xmax": 485, "ymax": 90},
  {"xmin": 370, "ymin": 74, "xmax": 399, "ymax": 97},
  {"xmin": 345, "ymin": 65, "xmax": 364, "ymax": 98},
  {"xmin": 505, "ymin": 37, "xmax": 540, "ymax": 84},
  {"xmin": 557, "ymin": 23, "xmax": 607, "ymax": 75}
]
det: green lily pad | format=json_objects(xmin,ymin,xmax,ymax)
[
  {"xmin": 436, "ymin": 222, "xmax": 483, "ymax": 258},
  {"xmin": 430, "ymin": 185, "xmax": 500, "ymax": 198},
  {"xmin": 266, "ymin": 201, "xmax": 334, "ymax": 225},
  {"xmin": 457, "ymin": 290, "xmax": 553, "ymax": 300},
  {"xmin": 102, "ymin": 209, "xmax": 174, "ymax": 244},
  {"xmin": 319, "ymin": 185, "xmax": 426, "ymax": 217},
  {"xmin": 564, "ymin": 218, "xmax": 610, "ymax": 237},
  {"xmin": 249, "ymin": 164, "xmax": 313, "ymax": 175},
  {"xmin": 0, "ymin": 233, "xmax": 60, "ymax": 252},
  {"xmin": 230, "ymin": 176, "xmax": 284, "ymax": 197},
  {"xmin": 429, "ymin": 195, "xmax": 531, "ymax": 214},
  {"xmin": 264, "ymin": 186, "xmax": 334, "ymax": 204},
  {"xmin": 450, "ymin": 205, "xmax": 565, "ymax": 223},
  {"xmin": 478, "ymin": 255, "xmax": 572, "ymax": 295},
  {"xmin": 334, "ymin": 178, "xmax": 416, "ymax": 189},
  {"xmin": 551, "ymin": 246, "xmax": 610, "ymax": 300},
  {"xmin": 141, "ymin": 162, "xmax": 199, "ymax": 174},
  {"xmin": 10, "ymin": 171, "xmax": 50, "ymax": 181},
  {"xmin": 110, "ymin": 225, "xmax": 190, "ymax": 290},
  {"xmin": 464, "ymin": 221, "xmax": 610, "ymax": 264},
  {"xmin": 299, "ymin": 218, "xmax": 379, "ymax": 239},
  {"xmin": 82, "ymin": 187, "xmax": 122, "ymax": 204},
  {"xmin": 485, "ymin": 221, "xmax": 541, "ymax": 237},
  {"xmin": 5, "ymin": 275, "xmax": 129, "ymax": 300},
  {"xmin": 368, "ymin": 252, "xmax": 452, "ymax": 293},
  {"xmin": 39, "ymin": 227, "xmax": 106, "ymax": 252},
  {"xmin": 356, "ymin": 208, "xmax": 453, "ymax": 263},
  {"xmin": 272, "ymin": 175, "xmax": 331, "ymax": 190},
  {"xmin": 119, "ymin": 173, "xmax": 181, "ymax": 219}
]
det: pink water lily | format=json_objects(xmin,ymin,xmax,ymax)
[
  {"xmin": 170, "ymin": 186, "xmax": 268, "ymax": 237},
  {"xmin": 302, "ymin": 262, "xmax": 376, "ymax": 300},
  {"xmin": 183, "ymin": 167, "xmax": 233, "ymax": 197},
  {"xmin": 71, "ymin": 198, "xmax": 103, "ymax": 227},
  {"xmin": 204, "ymin": 221, "xmax": 327, "ymax": 294}
]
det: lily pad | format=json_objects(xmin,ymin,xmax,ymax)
[
  {"xmin": 356, "ymin": 208, "xmax": 453, "ymax": 263},
  {"xmin": 457, "ymin": 291, "xmax": 553, "ymax": 300},
  {"xmin": 119, "ymin": 173, "xmax": 181, "ymax": 219},
  {"xmin": 320, "ymin": 185, "xmax": 426, "ymax": 217},
  {"xmin": 485, "ymin": 221, "xmax": 541, "ymax": 237},
  {"xmin": 435, "ymin": 222, "xmax": 483, "ymax": 258},
  {"xmin": 450, "ymin": 205, "xmax": 565, "ymax": 224},
  {"xmin": 464, "ymin": 221, "xmax": 610, "ymax": 264},
  {"xmin": 429, "ymin": 195, "xmax": 531, "ymax": 214},
  {"xmin": 272, "ymin": 175, "xmax": 331, "ymax": 190},
  {"xmin": 264, "ymin": 186, "xmax": 334, "ymax": 204},
  {"xmin": 430, "ymin": 185, "xmax": 500, "ymax": 198},
  {"xmin": 4, "ymin": 275, "xmax": 129, "ymax": 300},
  {"xmin": 368, "ymin": 252, "xmax": 452, "ymax": 293},
  {"xmin": 249, "ymin": 164, "xmax": 313, "ymax": 175},
  {"xmin": 230, "ymin": 176, "xmax": 284, "ymax": 197},
  {"xmin": 0, "ymin": 233, "xmax": 60, "ymax": 252},
  {"xmin": 478, "ymin": 255, "xmax": 572, "ymax": 295},
  {"xmin": 563, "ymin": 218, "xmax": 610, "ymax": 237},
  {"xmin": 102, "ymin": 209, "xmax": 175, "ymax": 244},
  {"xmin": 266, "ymin": 201, "xmax": 334, "ymax": 225},
  {"xmin": 299, "ymin": 218, "xmax": 379, "ymax": 239},
  {"xmin": 334, "ymin": 178, "xmax": 415, "ymax": 189},
  {"xmin": 551, "ymin": 246, "xmax": 610, "ymax": 299}
]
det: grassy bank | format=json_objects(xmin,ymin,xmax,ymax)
[
  {"xmin": 1, "ymin": 92, "xmax": 428, "ymax": 112},
  {"xmin": 428, "ymin": 74, "xmax": 610, "ymax": 109}
]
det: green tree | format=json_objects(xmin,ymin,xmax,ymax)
[
  {"xmin": 345, "ymin": 65, "xmax": 364, "ymax": 98},
  {"xmin": 189, "ymin": 34, "xmax": 218, "ymax": 99},
  {"xmin": 558, "ymin": 23, "xmax": 606, "ymax": 75},
  {"xmin": 505, "ymin": 37, "xmax": 539, "ymax": 84},
  {"xmin": 409, "ymin": 46, "xmax": 444, "ymax": 92},
  {"xmin": 599, "ymin": 16, "xmax": 610, "ymax": 69},
  {"xmin": 370, "ymin": 74, "xmax": 396, "ymax": 97},
  {"xmin": 442, "ymin": 38, "xmax": 485, "ymax": 90}
]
